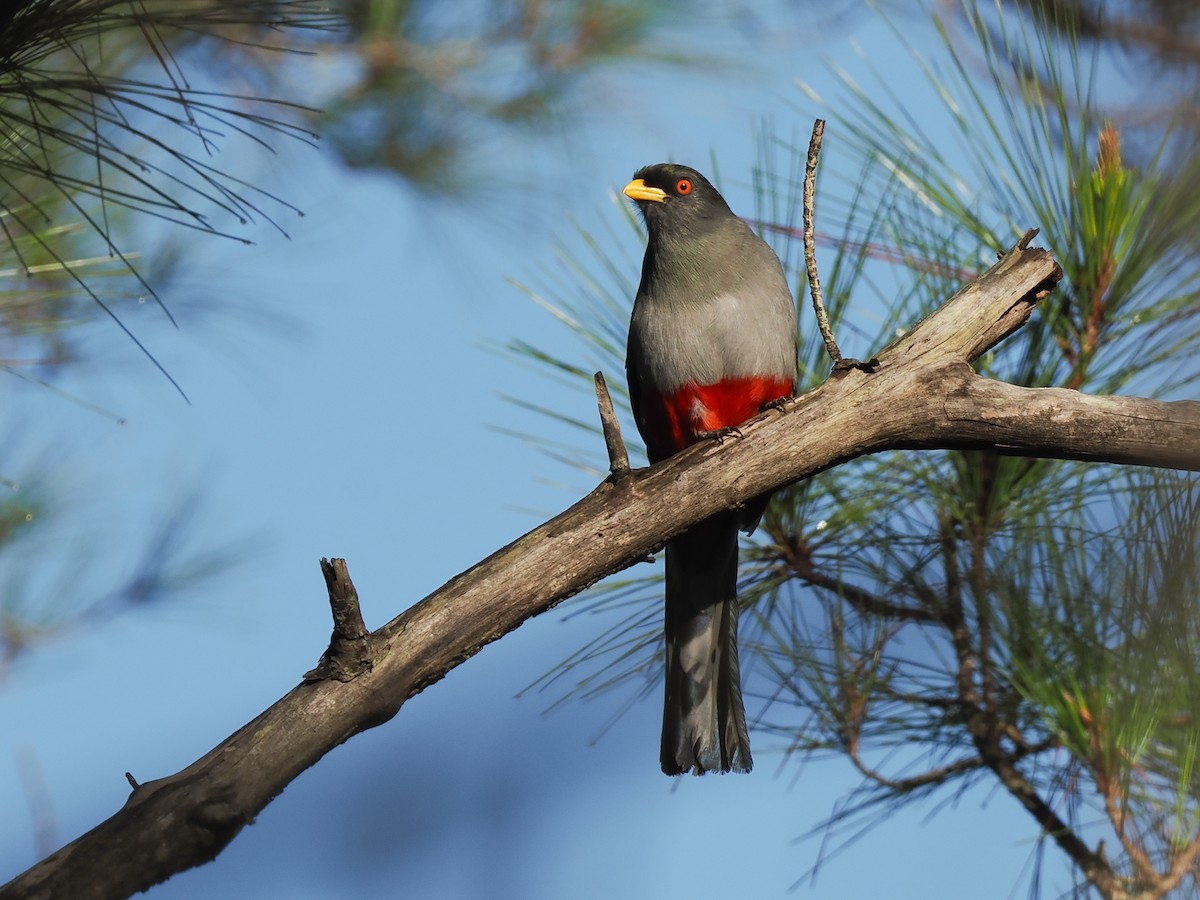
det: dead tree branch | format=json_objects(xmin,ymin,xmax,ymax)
[{"xmin": 4, "ymin": 236, "xmax": 1199, "ymax": 900}]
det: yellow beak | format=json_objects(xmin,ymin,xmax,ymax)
[{"xmin": 623, "ymin": 178, "xmax": 667, "ymax": 203}]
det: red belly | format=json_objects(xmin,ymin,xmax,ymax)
[{"xmin": 639, "ymin": 376, "xmax": 794, "ymax": 463}]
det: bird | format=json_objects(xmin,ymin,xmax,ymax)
[{"xmin": 623, "ymin": 162, "xmax": 798, "ymax": 775}]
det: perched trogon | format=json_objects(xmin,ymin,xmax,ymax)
[{"xmin": 623, "ymin": 163, "xmax": 798, "ymax": 775}]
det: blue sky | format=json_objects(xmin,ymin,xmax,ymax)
[{"xmin": 0, "ymin": 8, "xmax": 1083, "ymax": 898}]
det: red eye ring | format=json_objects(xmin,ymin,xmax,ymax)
[{"xmin": 675, "ymin": 178, "xmax": 692, "ymax": 195}]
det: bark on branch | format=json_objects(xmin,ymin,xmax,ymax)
[{"xmin": 4, "ymin": 237, "xmax": 1199, "ymax": 900}]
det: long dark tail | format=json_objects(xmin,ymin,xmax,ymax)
[{"xmin": 661, "ymin": 510, "xmax": 752, "ymax": 775}]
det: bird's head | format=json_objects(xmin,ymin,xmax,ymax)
[{"xmin": 623, "ymin": 163, "xmax": 734, "ymax": 239}]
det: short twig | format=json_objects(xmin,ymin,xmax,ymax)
[
  {"xmin": 803, "ymin": 118, "xmax": 879, "ymax": 376},
  {"xmin": 594, "ymin": 371, "xmax": 631, "ymax": 478},
  {"xmin": 304, "ymin": 558, "xmax": 373, "ymax": 682},
  {"xmin": 321, "ymin": 557, "xmax": 367, "ymax": 641}
]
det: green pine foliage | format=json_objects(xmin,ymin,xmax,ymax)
[
  {"xmin": 511, "ymin": 2, "xmax": 1200, "ymax": 896},
  {"xmin": 0, "ymin": 1, "xmax": 333, "ymax": 666},
  {"xmin": 0, "ymin": 1, "xmax": 333, "ymax": 396}
]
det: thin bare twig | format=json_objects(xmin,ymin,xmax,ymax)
[
  {"xmin": 803, "ymin": 119, "xmax": 878, "ymax": 375},
  {"xmin": 775, "ymin": 534, "xmax": 936, "ymax": 623},
  {"xmin": 594, "ymin": 371, "xmax": 630, "ymax": 478},
  {"xmin": 803, "ymin": 118, "xmax": 839, "ymax": 365},
  {"xmin": 847, "ymin": 747, "xmax": 986, "ymax": 793}
]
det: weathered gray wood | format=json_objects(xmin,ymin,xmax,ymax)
[{"xmin": 4, "ymin": 237, "xmax": 1198, "ymax": 900}]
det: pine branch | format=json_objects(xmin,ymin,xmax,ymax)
[{"xmin": 0, "ymin": 1, "xmax": 333, "ymax": 394}]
